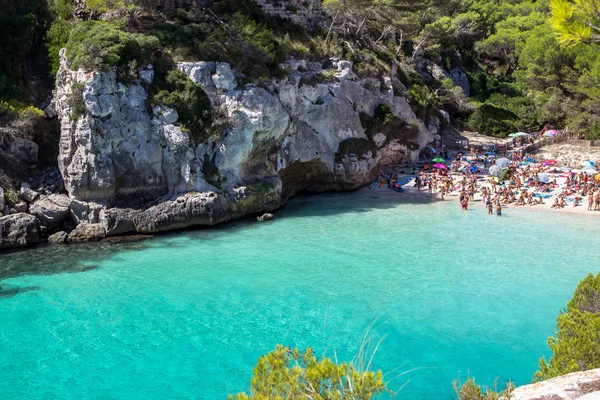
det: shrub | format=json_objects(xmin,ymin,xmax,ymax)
[
  {"xmin": 230, "ymin": 345, "xmax": 388, "ymax": 399},
  {"xmin": 534, "ymin": 273, "xmax": 600, "ymax": 382},
  {"xmin": 68, "ymin": 83, "xmax": 86, "ymax": 121},
  {"xmin": 453, "ymin": 376, "xmax": 515, "ymax": 400},
  {"xmin": 467, "ymin": 103, "xmax": 519, "ymax": 137},
  {"xmin": 152, "ymin": 69, "xmax": 211, "ymax": 143},
  {"xmin": 65, "ymin": 20, "xmax": 160, "ymax": 76}
]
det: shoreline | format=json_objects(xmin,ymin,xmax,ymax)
[{"xmin": 356, "ymin": 172, "xmax": 600, "ymax": 218}]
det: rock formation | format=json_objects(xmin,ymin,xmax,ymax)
[
  {"xmin": 47, "ymin": 52, "xmax": 439, "ymax": 241},
  {"xmin": 0, "ymin": 214, "xmax": 41, "ymax": 249},
  {"xmin": 511, "ymin": 368, "xmax": 600, "ymax": 400}
]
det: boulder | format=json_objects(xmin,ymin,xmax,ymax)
[
  {"xmin": 14, "ymin": 202, "xmax": 27, "ymax": 213},
  {"xmin": 0, "ymin": 213, "xmax": 41, "ymax": 249},
  {"xmin": 68, "ymin": 223, "xmax": 106, "ymax": 242},
  {"xmin": 29, "ymin": 194, "xmax": 71, "ymax": 228},
  {"xmin": 48, "ymin": 231, "xmax": 68, "ymax": 244},
  {"xmin": 257, "ymin": 213, "xmax": 274, "ymax": 222},
  {"xmin": 100, "ymin": 192, "xmax": 232, "ymax": 236},
  {"xmin": 511, "ymin": 368, "xmax": 600, "ymax": 400},
  {"xmin": 449, "ymin": 68, "xmax": 470, "ymax": 97},
  {"xmin": 20, "ymin": 186, "xmax": 39, "ymax": 203},
  {"xmin": 70, "ymin": 199, "xmax": 104, "ymax": 224}
]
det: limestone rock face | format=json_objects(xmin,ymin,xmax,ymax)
[
  {"xmin": 100, "ymin": 192, "xmax": 232, "ymax": 235},
  {"xmin": 449, "ymin": 68, "xmax": 470, "ymax": 97},
  {"xmin": 54, "ymin": 53, "xmax": 438, "ymax": 236},
  {"xmin": 511, "ymin": 369, "xmax": 600, "ymax": 400},
  {"xmin": 29, "ymin": 194, "xmax": 71, "ymax": 229},
  {"xmin": 54, "ymin": 54, "xmax": 209, "ymax": 207},
  {"xmin": 0, "ymin": 213, "xmax": 40, "ymax": 249}
]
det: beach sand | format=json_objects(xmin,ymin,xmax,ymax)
[{"xmin": 356, "ymin": 173, "xmax": 600, "ymax": 218}]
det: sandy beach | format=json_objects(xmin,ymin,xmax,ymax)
[{"xmin": 358, "ymin": 171, "xmax": 600, "ymax": 218}]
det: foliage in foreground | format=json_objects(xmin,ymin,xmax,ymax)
[
  {"xmin": 453, "ymin": 375, "xmax": 514, "ymax": 400},
  {"xmin": 534, "ymin": 273, "xmax": 600, "ymax": 382},
  {"xmin": 229, "ymin": 345, "xmax": 388, "ymax": 400}
]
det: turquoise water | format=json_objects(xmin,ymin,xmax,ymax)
[{"xmin": 1, "ymin": 193, "xmax": 599, "ymax": 399}]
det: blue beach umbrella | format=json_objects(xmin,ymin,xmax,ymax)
[
  {"xmin": 581, "ymin": 160, "xmax": 595, "ymax": 168},
  {"xmin": 489, "ymin": 165, "xmax": 502, "ymax": 177},
  {"xmin": 495, "ymin": 158, "xmax": 511, "ymax": 169},
  {"xmin": 538, "ymin": 173, "xmax": 550, "ymax": 183},
  {"xmin": 469, "ymin": 166, "xmax": 478, "ymax": 173}
]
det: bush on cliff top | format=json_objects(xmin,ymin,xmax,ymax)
[
  {"xmin": 65, "ymin": 20, "xmax": 160, "ymax": 75},
  {"xmin": 229, "ymin": 345, "xmax": 388, "ymax": 399}
]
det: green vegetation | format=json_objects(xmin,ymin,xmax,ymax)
[
  {"xmin": 229, "ymin": 345, "xmax": 388, "ymax": 399},
  {"xmin": 459, "ymin": 272, "xmax": 600, "ymax": 395},
  {"xmin": 247, "ymin": 180, "xmax": 275, "ymax": 194},
  {"xmin": 65, "ymin": 20, "xmax": 160, "ymax": 81},
  {"xmin": 5, "ymin": 0, "xmax": 600, "ymax": 150},
  {"xmin": 453, "ymin": 375, "xmax": 514, "ymax": 400},
  {"xmin": 151, "ymin": 69, "xmax": 212, "ymax": 142},
  {"xmin": 534, "ymin": 273, "xmax": 600, "ymax": 382},
  {"xmin": 68, "ymin": 83, "xmax": 86, "ymax": 121},
  {"xmin": 0, "ymin": 0, "xmax": 52, "ymax": 102},
  {"xmin": 550, "ymin": 0, "xmax": 600, "ymax": 46}
]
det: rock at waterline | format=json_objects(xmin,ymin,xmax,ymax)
[
  {"xmin": 48, "ymin": 231, "xmax": 68, "ymax": 244},
  {"xmin": 257, "ymin": 213, "xmax": 274, "ymax": 222},
  {"xmin": 68, "ymin": 223, "xmax": 106, "ymax": 242},
  {"xmin": 0, "ymin": 213, "xmax": 41, "ymax": 249},
  {"xmin": 29, "ymin": 194, "xmax": 70, "ymax": 229}
]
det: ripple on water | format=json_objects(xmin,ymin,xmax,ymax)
[{"xmin": 0, "ymin": 193, "xmax": 599, "ymax": 399}]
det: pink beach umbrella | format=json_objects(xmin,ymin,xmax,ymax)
[
  {"xmin": 544, "ymin": 130, "xmax": 559, "ymax": 137},
  {"xmin": 433, "ymin": 163, "xmax": 447, "ymax": 169},
  {"xmin": 542, "ymin": 160, "xmax": 557, "ymax": 166}
]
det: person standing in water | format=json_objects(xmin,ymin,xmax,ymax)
[{"xmin": 496, "ymin": 203, "xmax": 502, "ymax": 217}]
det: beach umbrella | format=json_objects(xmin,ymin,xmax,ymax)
[
  {"xmin": 538, "ymin": 173, "xmax": 550, "ymax": 183},
  {"xmin": 582, "ymin": 166, "xmax": 598, "ymax": 173},
  {"xmin": 516, "ymin": 132, "xmax": 530, "ymax": 137},
  {"xmin": 542, "ymin": 160, "xmax": 556, "ymax": 166},
  {"xmin": 595, "ymin": 173, "xmax": 600, "ymax": 181},
  {"xmin": 489, "ymin": 165, "xmax": 502, "ymax": 177},
  {"xmin": 495, "ymin": 158, "xmax": 511, "ymax": 169},
  {"xmin": 433, "ymin": 163, "xmax": 447, "ymax": 169},
  {"xmin": 432, "ymin": 157, "xmax": 445, "ymax": 163},
  {"xmin": 469, "ymin": 166, "xmax": 478, "ymax": 173},
  {"xmin": 581, "ymin": 160, "xmax": 595, "ymax": 168},
  {"xmin": 508, "ymin": 133, "xmax": 519, "ymax": 138}
]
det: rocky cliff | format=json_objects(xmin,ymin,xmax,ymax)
[{"xmin": 0, "ymin": 49, "xmax": 442, "ymax": 248}]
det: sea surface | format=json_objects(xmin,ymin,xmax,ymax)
[{"xmin": 1, "ymin": 192, "xmax": 599, "ymax": 399}]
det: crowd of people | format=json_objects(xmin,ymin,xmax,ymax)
[{"xmin": 407, "ymin": 151, "xmax": 600, "ymax": 215}]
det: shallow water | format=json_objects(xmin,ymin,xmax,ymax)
[{"xmin": 1, "ymin": 193, "xmax": 599, "ymax": 399}]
